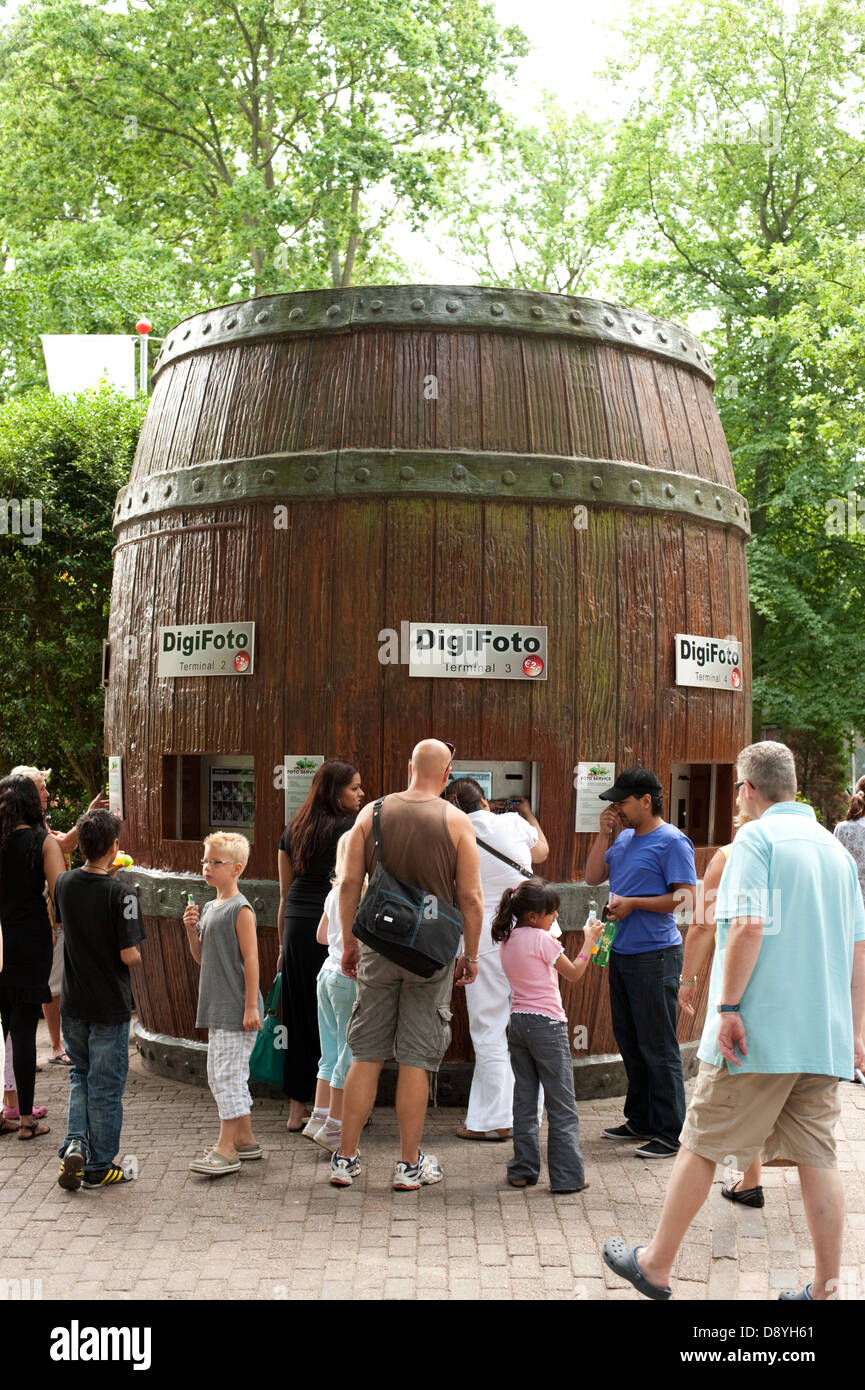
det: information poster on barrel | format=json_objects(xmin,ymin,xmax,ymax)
[
  {"xmin": 675, "ymin": 634, "xmax": 742, "ymax": 691},
  {"xmin": 107, "ymin": 755, "xmax": 124, "ymax": 820},
  {"xmin": 574, "ymin": 762, "xmax": 616, "ymax": 833},
  {"xmin": 283, "ymin": 755, "xmax": 324, "ymax": 824},
  {"xmin": 407, "ymin": 624, "xmax": 547, "ymax": 680},
  {"xmin": 157, "ymin": 622, "xmax": 255, "ymax": 677}
]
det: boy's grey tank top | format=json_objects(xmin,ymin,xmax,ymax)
[
  {"xmin": 196, "ymin": 891, "xmax": 264, "ymax": 1031},
  {"xmin": 362, "ymin": 794, "xmax": 458, "ymax": 904}
]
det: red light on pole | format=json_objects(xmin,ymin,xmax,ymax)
[{"xmin": 135, "ymin": 317, "xmax": 152, "ymax": 393}]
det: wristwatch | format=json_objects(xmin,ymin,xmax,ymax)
[{"xmin": 717, "ymin": 1003, "xmax": 741, "ymax": 1014}]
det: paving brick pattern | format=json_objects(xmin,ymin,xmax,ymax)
[{"xmin": 2, "ymin": 1024, "xmax": 864, "ymax": 1301}]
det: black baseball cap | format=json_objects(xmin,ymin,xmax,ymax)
[{"xmin": 598, "ymin": 768, "xmax": 662, "ymax": 802}]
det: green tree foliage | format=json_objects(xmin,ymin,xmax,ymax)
[
  {"xmin": 0, "ymin": 387, "xmax": 146, "ymax": 808},
  {"xmin": 438, "ymin": 97, "xmax": 614, "ymax": 294},
  {"xmin": 0, "ymin": 0, "xmax": 527, "ymax": 302}
]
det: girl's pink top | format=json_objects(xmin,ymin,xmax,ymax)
[{"xmin": 499, "ymin": 926, "xmax": 566, "ymax": 1022}]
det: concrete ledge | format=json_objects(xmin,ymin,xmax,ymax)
[{"xmin": 132, "ymin": 1021, "xmax": 703, "ymax": 1104}]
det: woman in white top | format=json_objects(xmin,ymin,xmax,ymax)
[
  {"xmin": 833, "ymin": 779, "xmax": 865, "ymax": 905},
  {"xmin": 444, "ymin": 779, "xmax": 549, "ymax": 1139}
]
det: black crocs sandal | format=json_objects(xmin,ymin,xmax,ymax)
[
  {"xmin": 602, "ymin": 1238, "xmax": 672, "ymax": 1300},
  {"xmin": 721, "ymin": 1179, "xmax": 765, "ymax": 1208}
]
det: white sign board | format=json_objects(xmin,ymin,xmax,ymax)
[
  {"xmin": 157, "ymin": 622, "xmax": 255, "ymax": 677},
  {"xmin": 408, "ymin": 624, "xmax": 547, "ymax": 680},
  {"xmin": 283, "ymin": 756, "xmax": 324, "ymax": 825},
  {"xmin": 41, "ymin": 334, "xmax": 136, "ymax": 398},
  {"xmin": 107, "ymin": 755, "xmax": 124, "ymax": 820},
  {"xmin": 574, "ymin": 762, "xmax": 616, "ymax": 833},
  {"xmin": 675, "ymin": 634, "xmax": 742, "ymax": 691}
]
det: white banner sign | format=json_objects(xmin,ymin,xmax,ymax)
[
  {"xmin": 283, "ymin": 756, "xmax": 324, "ymax": 824},
  {"xmin": 41, "ymin": 334, "xmax": 136, "ymax": 398},
  {"xmin": 107, "ymin": 755, "xmax": 124, "ymax": 820},
  {"xmin": 157, "ymin": 622, "xmax": 255, "ymax": 677},
  {"xmin": 675, "ymin": 634, "xmax": 742, "ymax": 691},
  {"xmin": 408, "ymin": 624, "xmax": 547, "ymax": 680},
  {"xmin": 574, "ymin": 762, "xmax": 616, "ymax": 833}
]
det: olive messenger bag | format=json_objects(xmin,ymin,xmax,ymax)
[{"xmin": 352, "ymin": 797, "xmax": 463, "ymax": 978}]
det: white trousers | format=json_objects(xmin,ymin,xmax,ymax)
[{"xmin": 465, "ymin": 951, "xmax": 515, "ymax": 1131}]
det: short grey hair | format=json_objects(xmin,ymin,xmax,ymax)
[{"xmin": 736, "ymin": 741, "xmax": 797, "ymax": 803}]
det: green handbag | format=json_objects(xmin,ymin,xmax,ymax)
[{"xmin": 248, "ymin": 973, "xmax": 284, "ymax": 1087}]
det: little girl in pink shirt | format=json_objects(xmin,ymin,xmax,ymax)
[{"xmin": 493, "ymin": 879, "xmax": 602, "ymax": 1192}]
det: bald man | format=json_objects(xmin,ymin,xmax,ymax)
[{"xmin": 332, "ymin": 739, "xmax": 483, "ymax": 1190}]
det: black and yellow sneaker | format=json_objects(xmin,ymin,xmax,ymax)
[
  {"xmin": 58, "ymin": 1140, "xmax": 86, "ymax": 1191},
  {"xmin": 82, "ymin": 1165, "xmax": 133, "ymax": 1189}
]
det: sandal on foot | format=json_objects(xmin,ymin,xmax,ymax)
[
  {"xmin": 49, "ymin": 1052, "xmax": 72, "ymax": 1066},
  {"xmin": 234, "ymin": 1141, "xmax": 263, "ymax": 1160},
  {"xmin": 721, "ymin": 1179, "xmax": 765, "ymax": 1208},
  {"xmin": 602, "ymin": 1238, "xmax": 672, "ymax": 1300},
  {"xmin": 188, "ymin": 1148, "xmax": 240, "ymax": 1176},
  {"xmin": 17, "ymin": 1120, "xmax": 50, "ymax": 1140},
  {"xmin": 507, "ymin": 1175, "xmax": 538, "ymax": 1188},
  {"xmin": 0, "ymin": 1116, "xmax": 19, "ymax": 1136},
  {"xmin": 457, "ymin": 1126, "xmax": 512, "ymax": 1141},
  {"xmin": 3, "ymin": 1105, "xmax": 47, "ymax": 1120}
]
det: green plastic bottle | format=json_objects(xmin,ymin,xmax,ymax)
[{"xmin": 592, "ymin": 909, "xmax": 619, "ymax": 967}]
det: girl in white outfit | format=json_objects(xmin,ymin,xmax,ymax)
[{"xmin": 444, "ymin": 779, "xmax": 549, "ymax": 1139}]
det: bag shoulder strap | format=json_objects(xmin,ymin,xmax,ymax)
[
  {"xmin": 474, "ymin": 834, "xmax": 533, "ymax": 878},
  {"xmin": 371, "ymin": 797, "xmax": 385, "ymax": 865}
]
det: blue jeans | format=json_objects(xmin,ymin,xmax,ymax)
[
  {"xmin": 59, "ymin": 1018, "xmax": 130, "ymax": 1179},
  {"xmin": 608, "ymin": 945, "xmax": 686, "ymax": 1148},
  {"xmin": 507, "ymin": 1012, "xmax": 585, "ymax": 1190}
]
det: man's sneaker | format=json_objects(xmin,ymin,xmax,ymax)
[
  {"xmin": 82, "ymin": 1165, "xmax": 134, "ymax": 1188},
  {"xmin": 329, "ymin": 1152, "xmax": 361, "ymax": 1186},
  {"xmin": 57, "ymin": 1140, "xmax": 86, "ymax": 1191},
  {"xmin": 634, "ymin": 1139, "xmax": 679, "ymax": 1159},
  {"xmin": 602, "ymin": 1122, "xmax": 653, "ymax": 1142},
  {"xmin": 392, "ymin": 1150, "xmax": 443, "ymax": 1190}
]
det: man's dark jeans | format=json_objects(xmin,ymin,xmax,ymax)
[{"xmin": 608, "ymin": 944, "xmax": 686, "ymax": 1148}]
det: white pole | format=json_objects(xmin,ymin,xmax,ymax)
[{"xmin": 139, "ymin": 333, "xmax": 148, "ymax": 395}]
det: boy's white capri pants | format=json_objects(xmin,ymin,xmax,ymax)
[{"xmin": 206, "ymin": 1029, "xmax": 257, "ymax": 1120}]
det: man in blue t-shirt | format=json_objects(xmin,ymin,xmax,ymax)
[{"xmin": 586, "ymin": 768, "xmax": 696, "ymax": 1159}]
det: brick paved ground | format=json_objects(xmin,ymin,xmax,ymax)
[{"xmin": 2, "ymin": 1022, "xmax": 864, "ymax": 1302}]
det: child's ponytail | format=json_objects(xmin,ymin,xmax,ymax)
[{"xmin": 490, "ymin": 877, "xmax": 561, "ymax": 944}]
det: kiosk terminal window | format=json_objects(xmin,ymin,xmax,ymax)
[{"xmin": 162, "ymin": 753, "xmax": 255, "ymax": 843}]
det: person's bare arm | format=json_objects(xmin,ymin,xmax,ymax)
[
  {"xmin": 235, "ymin": 905, "xmax": 261, "ymax": 1031},
  {"xmin": 183, "ymin": 901, "xmax": 201, "ymax": 964},
  {"xmin": 453, "ymin": 812, "xmax": 483, "ymax": 985},
  {"xmin": 679, "ymin": 851, "xmax": 725, "ymax": 1015},
  {"xmin": 555, "ymin": 919, "xmax": 604, "ymax": 982},
  {"xmin": 512, "ymin": 798, "xmax": 549, "ymax": 863},
  {"xmin": 276, "ymin": 847, "xmax": 294, "ymax": 970},
  {"xmin": 340, "ymin": 806, "xmax": 374, "ymax": 979},
  {"xmin": 54, "ymin": 828, "xmax": 77, "ymax": 856},
  {"xmin": 585, "ymin": 806, "xmax": 622, "ymax": 886},
  {"xmin": 120, "ymin": 946, "xmax": 141, "ymax": 967},
  {"xmin": 316, "ymin": 910, "xmax": 329, "ymax": 947},
  {"xmin": 42, "ymin": 832, "xmax": 66, "ymax": 902},
  {"xmin": 715, "ymin": 915, "xmax": 765, "ymax": 1067},
  {"xmin": 607, "ymin": 883, "xmax": 696, "ymax": 920},
  {"xmin": 852, "ymin": 939, "xmax": 865, "ymax": 1071}
]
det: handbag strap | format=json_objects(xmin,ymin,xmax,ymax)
[{"xmin": 474, "ymin": 834, "xmax": 533, "ymax": 878}]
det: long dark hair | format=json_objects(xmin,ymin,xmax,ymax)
[
  {"xmin": 490, "ymin": 877, "xmax": 560, "ymax": 945},
  {"xmin": 443, "ymin": 777, "xmax": 486, "ymax": 814},
  {"xmin": 285, "ymin": 759, "xmax": 358, "ymax": 875},
  {"xmin": 0, "ymin": 774, "xmax": 46, "ymax": 865},
  {"xmin": 845, "ymin": 789, "xmax": 865, "ymax": 822}
]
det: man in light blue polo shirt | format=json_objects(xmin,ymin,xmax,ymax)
[{"xmin": 602, "ymin": 741, "xmax": 865, "ymax": 1302}]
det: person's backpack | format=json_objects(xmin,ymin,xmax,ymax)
[{"xmin": 352, "ymin": 798, "xmax": 463, "ymax": 977}]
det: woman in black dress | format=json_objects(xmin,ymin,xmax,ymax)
[
  {"xmin": 277, "ymin": 760, "xmax": 364, "ymax": 1130},
  {"xmin": 0, "ymin": 776, "xmax": 65, "ymax": 1138}
]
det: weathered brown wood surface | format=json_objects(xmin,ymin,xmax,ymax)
[{"xmin": 106, "ymin": 289, "xmax": 750, "ymax": 1058}]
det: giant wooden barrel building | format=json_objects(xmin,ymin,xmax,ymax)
[{"xmin": 105, "ymin": 285, "xmax": 751, "ymax": 1095}]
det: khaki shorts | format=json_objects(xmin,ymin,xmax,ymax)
[
  {"xmin": 681, "ymin": 1062, "xmax": 841, "ymax": 1170},
  {"xmin": 346, "ymin": 944, "xmax": 454, "ymax": 1072}
]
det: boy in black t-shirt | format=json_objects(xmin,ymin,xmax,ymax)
[{"xmin": 54, "ymin": 810, "xmax": 145, "ymax": 1191}]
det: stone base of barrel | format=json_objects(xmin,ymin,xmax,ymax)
[{"xmin": 132, "ymin": 1021, "xmax": 703, "ymax": 1105}]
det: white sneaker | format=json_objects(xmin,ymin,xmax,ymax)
[
  {"xmin": 330, "ymin": 1152, "xmax": 361, "ymax": 1186},
  {"xmin": 302, "ymin": 1114, "xmax": 327, "ymax": 1140},
  {"xmin": 313, "ymin": 1123, "xmax": 342, "ymax": 1153},
  {"xmin": 392, "ymin": 1150, "xmax": 443, "ymax": 1190}
]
